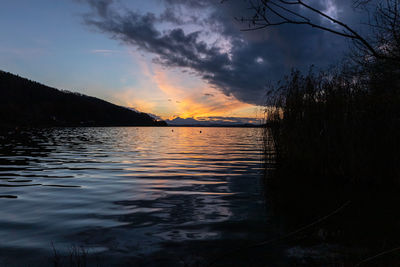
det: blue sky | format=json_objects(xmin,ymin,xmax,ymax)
[
  {"xmin": 0, "ymin": 1, "xmax": 137, "ymax": 100},
  {"xmin": 0, "ymin": 0, "xmax": 360, "ymax": 121}
]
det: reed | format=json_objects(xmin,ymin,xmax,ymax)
[
  {"xmin": 264, "ymin": 64, "xmax": 400, "ymax": 193},
  {"xmin": 262, "ymin": 59, "xmax": 400, "ymax": 263}
]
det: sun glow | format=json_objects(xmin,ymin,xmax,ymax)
[{"xmin": 113, "ymin": 58, "xmax": 260, "ymax": 122}]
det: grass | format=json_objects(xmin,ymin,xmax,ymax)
[{"xmin": 51, "ymin": 244, "xmax": 99, "ymax": 267}]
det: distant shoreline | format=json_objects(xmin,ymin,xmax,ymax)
[{"xmin": 165, "ymin": 124, "xmax": 263, "ymax": 128}]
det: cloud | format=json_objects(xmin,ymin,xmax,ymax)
[
  {"xmin": 80, "ymin": 0, "xmax": 360, "ymax": 105},
  {"xmin": 166, "ymin": 116, "xmax": 260, "ymax": 125},
  {"xmin": 149, "ymin": 66, "xmax": 256, "ymax": 119},
  {"xmin": 198, "ymin": 116, "xmax": 261, "ymax": 124},
  {"xmin": 90, "ymin": 49, "xmax": 122, "ymax": 54}
]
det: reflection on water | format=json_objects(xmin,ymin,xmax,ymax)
[{"xmin": 0, "ymin": 127, "xmax": 265, "ymax": 265}]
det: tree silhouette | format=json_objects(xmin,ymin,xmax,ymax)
[{"xmin": 0, "ymin": 71, "xmax": 167, "ymax": 127}]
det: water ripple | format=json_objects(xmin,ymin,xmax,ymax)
[{"xmin": 0, "ymin": 127, "xmax": 265, "ymax": 263}]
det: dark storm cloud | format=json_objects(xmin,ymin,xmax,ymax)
[
  {"xmin": 78, "ymin": 0, "xmax": 113, "ymax": 18},
  {"xmin": 162, "ymin": 0, "xmax": 211, "ymax": 9},
  {"xmin": 159, "ymin": 7, "xmax": 185, "ymax": 24},
  {"xmin": 81, "ymin": 0, "xmax": 363, "ymax": 105}
]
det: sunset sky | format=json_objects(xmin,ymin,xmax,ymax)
[{"xmin": 0, "ymin": 0, "xmax": 367, "ymax": 122}]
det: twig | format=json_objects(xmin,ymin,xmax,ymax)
[{"xmin": 355, "ymin": 245, "xmax": 400, "ymax": 266}]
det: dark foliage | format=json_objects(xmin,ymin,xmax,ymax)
[
  {"xmin": 264, "ymin": 0, "xmax": 400, "ymax": 192},
  {"xmin": 0, "ymin": 71, "xmax": 167, "ymax": 128},
  {"xmin": 261, "ymin": 2, "xmax": 400, "ymax": 263},
  {"xmin": 265, "ymin": 65, "xmax": 400, "ymax": 190},
  {"xmin": 262, "ymin": 51, "xmax": 400, "ymax": 267}
]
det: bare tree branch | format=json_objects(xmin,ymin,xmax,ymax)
[{"xmin": 238, "ymin": 0, "xmax": 386, "ymax": 60}]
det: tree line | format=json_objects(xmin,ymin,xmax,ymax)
[{"xmin": 0, "ymin": 71, "xmax": 167, "ymax": 128}]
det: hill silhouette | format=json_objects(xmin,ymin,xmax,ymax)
[{"xmin": 0, "ymin": 71, "xmax": 167, "ymax": 127}]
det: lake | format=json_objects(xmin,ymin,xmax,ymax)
[{"xmin": 0, "ymin": 127, "xmax": 270, "ymax": 266}]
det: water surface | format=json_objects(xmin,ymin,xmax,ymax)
[{"xmin": 0, "ymin": 127, "xmax": 266, "ymax": 266}]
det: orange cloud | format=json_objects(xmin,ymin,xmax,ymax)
[
  {"xmin": 152, "ymin": 66, "xmax": 258, "ymax": 120},
  {"xmin": 112, "ymin": 59, "xmax": 261, "ymax": 121}
]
